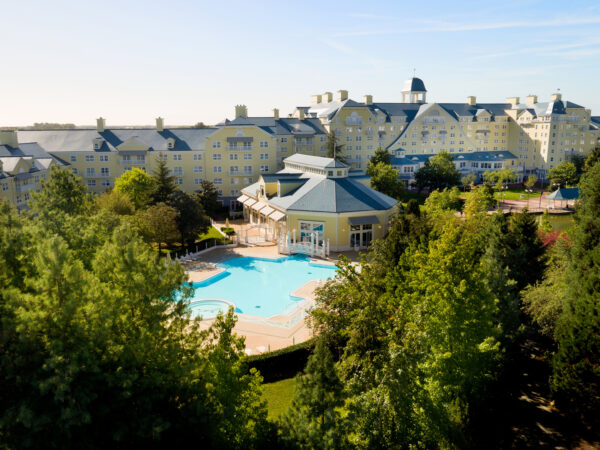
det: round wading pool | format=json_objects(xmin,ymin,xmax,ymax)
[{"xmin": 188, "ymin": 299, "xmax": 234, "ymax": 319}]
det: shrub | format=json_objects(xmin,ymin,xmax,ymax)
[{"xmin": 246, "ymin": 338, "xmax": 315, "ymax": 382}]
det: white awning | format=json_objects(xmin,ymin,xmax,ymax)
[
  {"xmin": 348, "ymin": 215, "xmax": 380, "ymax": 226},
  {"xmin": 237, "ymin": 194, "xmax": 249, "ymax": 203},
  {"xmin": 261, "ymin": 206, "xmax": 274, "ymax": 216},
  {"xmin": 269, "ymin": 210, "xmax": 286, "ymax": 221},
  {"xmin": 252, "ymin": 201, "xmax": 267, "ymax": 212},
  {"xmin": 243, "ymin": 198, "xmax": 257, "ymax": 207}
]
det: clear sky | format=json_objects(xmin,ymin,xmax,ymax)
[{"xmin": 2, "ymin": 0, "xmax": 600, "ymax": 127}]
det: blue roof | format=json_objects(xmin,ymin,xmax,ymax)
[
  {"xmin": 401, "ymin": 77, "xmax": 427, "ymax": 92},
  {"xmin": 546, "ymin": 187, "xmax": 579, "ymax": 200}
]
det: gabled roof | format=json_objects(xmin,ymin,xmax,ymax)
[{"xmin": 17, "ymin": 128, "xmax": 217, "ymax": 153}]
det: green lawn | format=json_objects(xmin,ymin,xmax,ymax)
[
  {"xmin": 493, "ymin": 188, "xmax": 541, "ymax": 200},
  {"xmin": 262, "ymin": 377, "xmax": 296, "ymax": 419},
  {"xmin": 198, "ymin": 225, "xmax": 223, "ymax": 241}
]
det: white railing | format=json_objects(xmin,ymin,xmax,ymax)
[{"xmin": 278, "ymin": 230, "xmax": 330, "ymax": 258}]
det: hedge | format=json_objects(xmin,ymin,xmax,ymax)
[{"xmin": 246, "ymin": 338, "xmax": 315, "ymax": 383}]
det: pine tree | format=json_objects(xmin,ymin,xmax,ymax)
[
  {"xmin": 325, "ymin": 131, "xmax": 346, "ymax": 162},
  {"xmin": 280, "ymin": 339, "xmax": 347, "ymax": 449},
  {"xmin": 151, "ymin": 156, "xmax": 178, "ymax": 204},
  {"xmin": 551, "ymin": 160, "xmax": 600, "ymax": 418}
]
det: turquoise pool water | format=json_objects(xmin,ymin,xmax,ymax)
[{"xmin": 189, "ymin": 255, "xmax": 337, "ymax": 318}]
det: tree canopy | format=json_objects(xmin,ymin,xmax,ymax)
[
  {"xmin": 0, "ymin": 168, "xmax": 271, "ymax": 448},
  {"xmin": 367, "ymin": 162, "xmax": 404, "ymax": 199},
  {"xmin": 548, "ymin": 161, "xmax": 578, "ymax": 188},
  {"xmin": 414, "ymin": 151, "xmax": 461, "ymax": 192},
  {"xmin": 114, "ymin": 168, "xmax": 156, "ymax": 209}
]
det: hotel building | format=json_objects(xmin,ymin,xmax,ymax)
[{"xmin": 1, "ymin": 77, "xmax": 598, "ymax": 210}]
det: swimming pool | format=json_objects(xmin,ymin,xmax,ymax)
[{"xmin": 189, "ymin": 255, "xmax": 337, "ymax": 318}]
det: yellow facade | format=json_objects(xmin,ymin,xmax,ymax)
[{"xmin": 4, "ymin": 80, "xmax": 598, "ymax": 212}]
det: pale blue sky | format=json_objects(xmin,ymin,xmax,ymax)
[{"xmin": 2, "ymin": 0, "xmax": 600, "ymax": 126}]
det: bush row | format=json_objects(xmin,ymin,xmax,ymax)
[{"xmin": 246, "ymin": 338, "xmax": 315, "ymax": 383}]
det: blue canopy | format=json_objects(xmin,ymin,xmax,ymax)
[{"xmin": 546, "ymin": 188, "xmax": 579, "ymax": 200}]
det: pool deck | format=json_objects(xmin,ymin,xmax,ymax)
[{"xmin": 183, "ymin": 244, "xmax": 356, "ymax": 355}]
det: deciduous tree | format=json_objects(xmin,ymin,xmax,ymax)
[
  {"xmin": 414, "ymin": 151, "xmax": 460, "ymax": 192},
  {"xmin": 114, "ymin": 168, "xmax": 156, "ymax": 209}
]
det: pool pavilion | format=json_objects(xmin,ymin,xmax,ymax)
[{"xmin": 237, "ymin": 154, "xmax": 398, "ymax": 253}]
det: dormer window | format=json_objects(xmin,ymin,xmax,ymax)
[
  {"xmin": 166, "ymin": 138, "xmax": 175, "ymax": 149},
  {"xmin": 93, "ymin": 138, "xmax": 104, "ymax": 150}
]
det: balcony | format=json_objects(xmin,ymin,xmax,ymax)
[{"xmin": 15, "ymin": 183, "xmax": 35, "ymax": 193}]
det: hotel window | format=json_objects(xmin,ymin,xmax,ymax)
[
  {"xmin": 85, "ymin": 155, "xmax": 95, "ymax": 162},
  {"xmin": 229, "ymin": 165, "xmax": 239, "ymax": 174},
  {"xmin": 230, "ymin": 153, "xmax": 239, "ymax": 160},
  {"xmin": 173, "ymin": 166, "xmax": 183, "ymax": 176},
  {"xmin": 281, "ymin": 137, "xmax": 288, "ymax": 143},
  {"xmin": 299, "ymin": 221, "xmax": 324, "ymax": 245},
  {"xmin": 212, "ymin": 153, "xmax": 222, "ymax": 160},
  {"xmin": 100, "ymin": 167, "xmax": 110, "ymax": 177},
  {"xmin": 99, "ymin": 155, "xmax": 109, "ymax": 162},
  {"xmin": 243, "ymin": 153, "xmax": 252, "ymax": 160},
  {"xmin": 194, "ymin": 178, "xmax": 203, "ymax": 185},
  {"xmin": 16, "ymin": 196, "xmax": 22, "ymax": 204},
  {"xmin": 244, "ymin": 177, "xmax": 253, "ymax": 184},
  {"xmin": 1, "ymin": 182, "xmax": 8, "ymax": 191},
  {"xmin": 231, "ymin": 178, "xmax": 239, "ymax": 185},
  {"xmin": 259, "ymin": 141, "xmax": 269, "ymax": 148},
  {"xmin": 459, "ymin": 162, "xmax": 466, "ymax": 168},
  {"xmin": 175, "ymin": 178, "xmax": 183, "ymax": 185},
  {"xmin": 242, "ymin": 142, "xmax": 252, "ymax": 150},
  {"xmin": 101, "ymin": 180, "xmax": 111, "ymax": 187},
  {"xmin": 346, "ymin": 136, "xmax": 352, "ymax": 142},
  {"xmin": 172, "ymin": 154, "xmax": 182, "ymax": 161},
  {"xmin": 72, "ymin": 168, "xmax": 78, "ymax": 174},
  {"xmin": 87, "ymin": 180, "xmax": 96, "ymax": 187},
  {"xmin": 85, "ymin": 168, "xmax": 96, "ymax": 177},
  {"xmin": 70, "ymin": 155, "xmax": 77, "ymax": 162},
  {"xmin": 214, "ymin": 178, "xmax": 223, "ymax": 185},
  {"xmin": 260, "ymin": 153, "xmax": 269, "ymax": 160},
  {"xmin": 230, "ymin": 190, "xmax": 240, "ymax": 196},
  {"xmin": 194, "ymin": 166, "xmax": 203, "ymax": 173},
  {"xmin": 193, "ymin": 153, "xmax": 202, "ymax": 161},
  {"xmin": 243, "ymin": 165, "xmax": 252, "ymax": 174},
  {"xmin": 213, "ymin": 166, "xmax": 222, "ymax": 173},
  {"xmin": 212, "ymin": 141, "xmax": 221, "ymax": 148},
  {"xmin": 260, "ymin": 165, "xmax": 269, "ymax": 172},
  {"xmin": 403, "ymin": 166, "xmax": 414, "ymax": 173}
]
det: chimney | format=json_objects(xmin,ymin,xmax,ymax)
[
  {"xmin": 235, "ymin": 105, "xmax": 248, "ymax": 118},
  {"xmin": 311, "ymin": 94, "xmax": 322, "ymax": 104},
  {"xmin": 550, "ymin": 93, "xmax": 562, "ymax": 101},
  {"xmin": 322, "ymin": 92, "xmax": 333, "ymax": 103},
  {"xmin": 0, "ymin": 130, "xmax": 18, "ymax": 148},
  {"xmin": 96, "ymin": 117, "xmax": 105, "ymax": 132},
  {"xmin": 337, "ymin": 90, "xmax": 348, "ymax": 101},
  {"xmin": 364, "ymin": 95, "xmax": 373, "ymax": 105},
  {"xmin": 273, "ymin": 108, "xmax": 279, "ymax": 120},
  {"xmin": 506, "ymin": 97, "xmax": 520, "ymax": 108},
  {"xmin": 526, "ymin": 95, "xmax": 538, "ymax": 105},
  {"xmin": 156, "ymin": 117, "xmax": 164, "ymax": 132},
  {"xmin": 466, "ymin": 96, "xmax": 477, "ymax": 106},
  {"xmin": 298, "ymin": 108, "xmax": 305, "ymax": 120}
]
